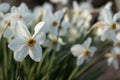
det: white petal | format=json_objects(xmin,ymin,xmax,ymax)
[
  {"xmin": 107, "ymin": 57, "xmax": 113, "ymax": 65},
  {"xmin": 14, "ymin": 46, "xmax": 29, "ymax": 62},
  {"xmin": 113, "ymin": 59, "xmax": 119, "ymax": 70},
  {"xmin": 29, "ymin": 45, "xmax": 42, "ymax": 62},
  {"xmin": 17, "ymin": 21, "xmax": 31, "ymax": 39},
  {"xmin": 71, "ymin": 44, "xmax": 84, "ymax": 57},
  {"xmin": 55, "ymin": 10, "xmax": 64, "ymax": 23},
  {"xmin": 4, "ymin": 27, "xmax": 14, "ymax": 38},
  {"xmin": 8, "ymin": 37, "xmax": 26, "ymax": 52},
  {"xmin": 73, "ymin": 1, "xmax": 79, "ymax": 10},
  {"xmin": 90, "ymin": 47, "xmax": 96, "ymax": 57},
  {"xmin": 34, "ymin": 32, "xmax": 46, "ymax": 45},
  {"xmin": 102, "ymin": 8, "xmax": 112, "ymax": 23},
  {"xmin": 0, "ymin": 3, "xmax": 10, "ymax": 12},
  {"xmin": 19, "ymin": 3, "xmax": 29, "ymax": 15},
  {"xmin": 82, "ymin": 37, "xmax": 92, "ymax": 49},
  {"xmin": 101, "ymin": 28, "xmax": 110, "ymax": 41},
  {"xmin": 58, "ymin": 37, "xmax": 66, "ymax": 45},
  {"xmin": 110, "ymin": 31, "xmax": 117, "ymax": 42},
  {"xmin": 33, "ymin": 21, "xmax": 45, "ymax": 38},
  {"xmin": 77, "ymin": 55, "xmax": 85, "ymax": 66},
  {"xmin": 113, "ymin": 11, "xmax": 120, "ymax": 22}
]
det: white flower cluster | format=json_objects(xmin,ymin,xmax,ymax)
[{"xmin": 0, "ymin": 1, "xmax": 120, "ymax": 70}]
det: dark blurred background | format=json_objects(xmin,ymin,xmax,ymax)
[{"xmin": 0, "ymin": 0, "xmax": 116, "ymax": 9}]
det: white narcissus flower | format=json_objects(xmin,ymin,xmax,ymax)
[
  {"xmin": 33, "ymin": 3, "xmax": 53, "ymax": 23},
  {"xmin": 42, "ymin": 10, "xmax": 65, "ymax": 51},
  {"xmin": 72, "ymin": 1, "xmax": 92, "ymax": 29},
  {"xmin": 8, "ymin": 21, "xmax": 46, "ymax": 62},
  {"xmin": 107, "ymin": 46, "xmax": 120, "ymax": 70},
  {"xmin": 4, "ymin": 3, "xmax": 34, "ymax": 26},
  {"xmin": 71, "ymin": 37, "xmax": 96, "ymax": 66},
  {"xmin": 100, "ymin": 8, "xmax": 120, "ymax": 42},
  {"xmin": 3, "ymin": 3, "xmax": 34, "ymax": 39},
  {"xmin": 43, "ymin": 10, "xmax": 64, "ymax": 35}
]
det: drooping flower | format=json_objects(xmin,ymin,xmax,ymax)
[
  {"xmin": 71, "ymin": 37, "xmax": 96, "ymax": 66},
  {"xmin": 8, "ymin": 21, "xmax": 46, "ymax": 62}
]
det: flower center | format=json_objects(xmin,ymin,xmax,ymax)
[
  {"xmin": 19, "ymin": 15, "xmax": 23, "ymax": 19},
  {"xmin": 27, "ymin": 39, "xmax": 36, "ymax": 47},
  {"xmin": 52, "ymin": 21, "xmax": 58, "ymax": 27},
  {"xmin": 78, "ymin": 11, "xmax": 81, "ymax": 15},
  {"xmin": 84, "ymin": 50, "xmax": 90, "ymax": 56},
  {"xmin": 115, "ymin": 54, "xmax": 120, "ymax": 59},
  {"xmin": 111, "ymin": 23, "xmax": 116, "ymax": 30},
  {"xmin": 52, "ymin": 40, "xmax": 57, "ymax": 46}
]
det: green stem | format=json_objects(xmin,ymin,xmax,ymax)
[
  {"xmin": 75, "ymin": 56, "xmax": 103, "ymax": 78},
  {"xmin": 68, "ymin": 66, "xmax": 79, "ymax": 80},
  {"xmin": 16, "ymin": 62, "xmax": 21, "ymax": 80},
  {"xmin": 36, "ymin": 48, "xmax": 49, "ymax": 75},
  {"xmin": 57, "ymin": 51, "xmax": 70, "ymax": 64},
  {"xmin": 42, "ymin": 50, "xmax": 56, "ymax": 80},
  {"xmin": 3, "ymin": 38, "xmax": 7, "ymax": 80}
]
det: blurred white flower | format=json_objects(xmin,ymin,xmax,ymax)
[
  {"xmin": 71, "ymin": 37, "xmax": 96, "ymax": 66},
  {"xmin": 69, "ymin": 1, "xmax": 93, "ymax": 42},
  {"xmin": 107, "ymin": 46, "xmax": 120, "ymax": 70},
  {"xmin": 8, "ymin": 21, "xmax": 46, "ymax": 62},
  {"xmin": 33, "ymin": 3, "xmax": 53, "ymax": 23},
  {"xmin": 59, "ymin": 12, "xmax": 71, "ymax": 36},
  {"xmin": 43, "ymin": 10, "xmax": 64, "ymax": 35},
  {"xmin": 2, "ymin": 3, "xmax": 35, "ymax": 39},
  {"xmin": 4, "ymin": 3, "xmax": 34, "ymax": 26},
  {"xmin": 0, "ymin": 3, "xmax": 10, "ymax": 13},
  {"xmin": 50, "ymin": 0, "xmax": 68, "ymax": 5},
  {"xmin": 100, "ymin": 8, "xmax": 120, "ymax": 42},
  {"xmin": 43, "ymin": 36, "xmax": 65, "ymax": 51},
  {"xmin": 72, "ymin": 1, "xmax": 92, "ymax": 32}
]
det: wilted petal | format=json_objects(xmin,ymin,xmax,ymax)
[
  {"xmin": 8, "ymin": 37, "xmax": 26, "ymax": 52},
  {"xmin": 29, "ymin": 45, "xmax": 42, "ymax": 62},
  {"xmin": 14, "ymin": 46, "xmax": 29, "ymax": 62}
]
